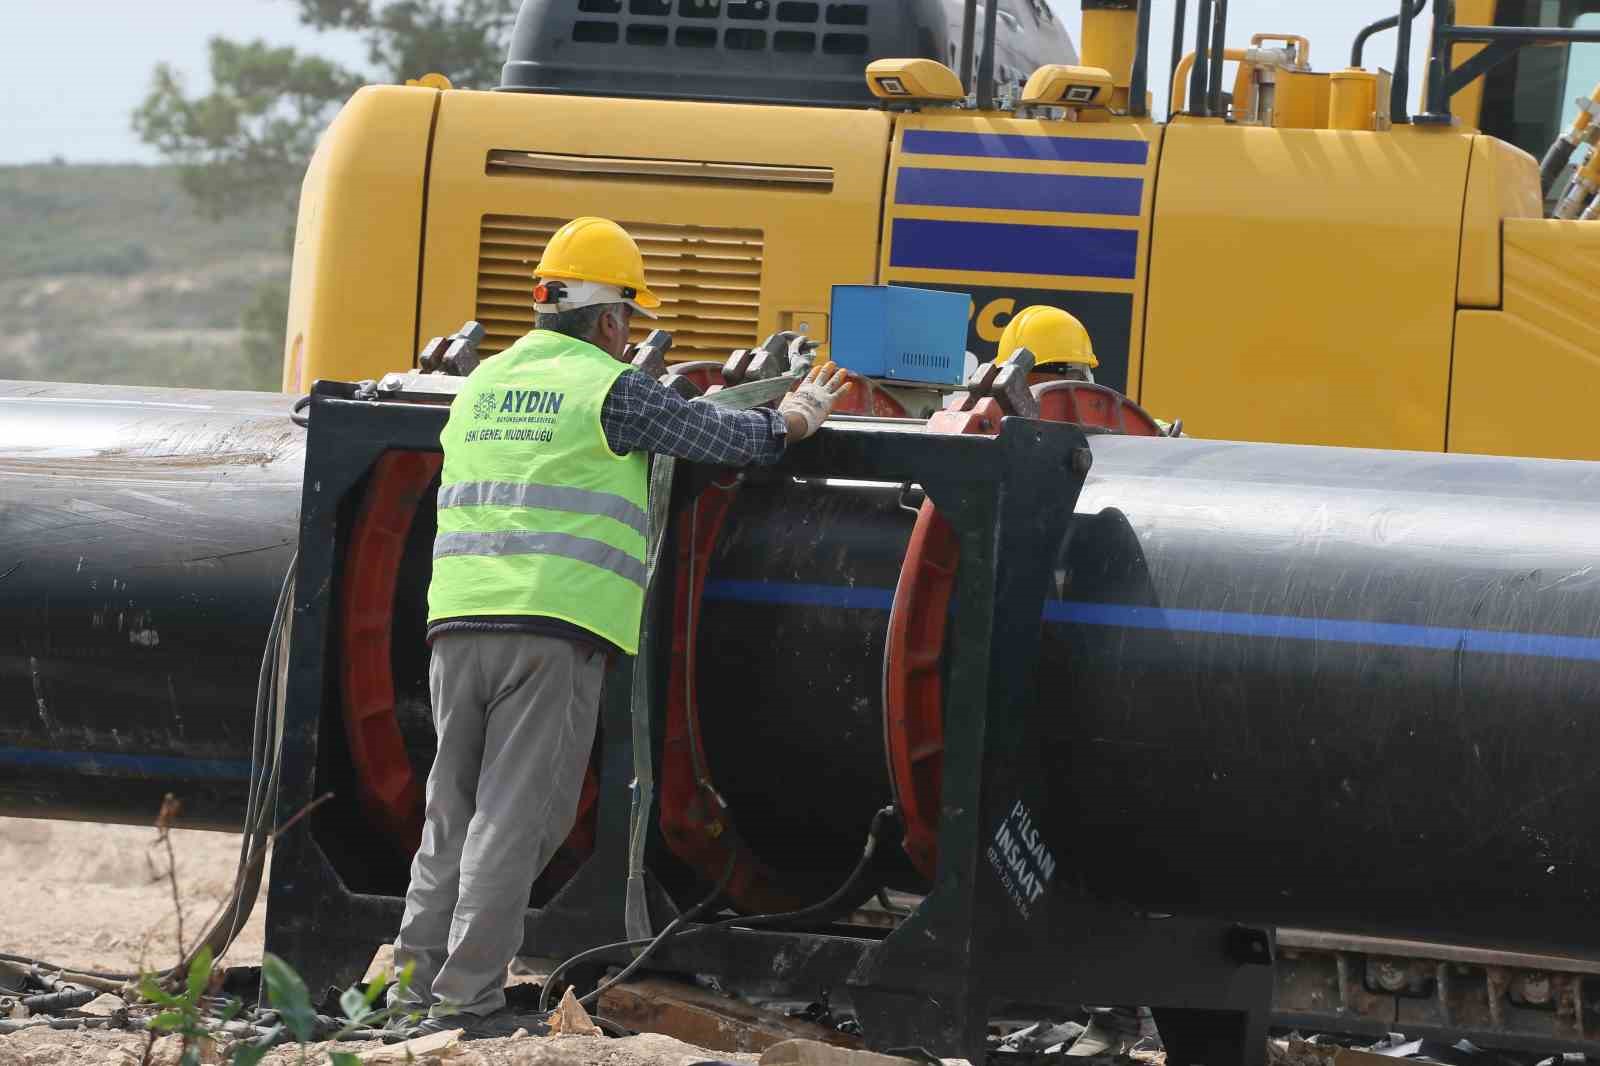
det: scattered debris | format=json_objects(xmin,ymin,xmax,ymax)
[
  {"xmin": 758, "ymin": 1037, "xmax": 922, "ymax": 1066},
  {"xmin": 1269, "ymin": 1035, "xmax": 1535, "ymax": 1065},
  {"xmin": 995, "ymin": 1020, "xmax": 1086, "ymax": 1054},
  {"xmin": 75, "ymin": 993, "xmax": 128, "ymax": 1018},
  {"xmin": 356, "ymin": 1026, "xmax": 464, "ymax": 1062},
  {"xmin": 600, "ymin": 979, "xmax": 862, "ymax": 1053},
  {"xmin": 550, "ymin": 986, "xmax": 602, "ymax": 1037},
  {"xmin": 22, "ymin": 985, "xmax": 97, "ymax": 1013},
  {"xmin": 364, "ymin": 944, "xmax": 398, "ymax": 985}
]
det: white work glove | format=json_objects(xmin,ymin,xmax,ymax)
[{"xmin": 778, "ymin": 361, "xmax": 853, "ymax": 442}]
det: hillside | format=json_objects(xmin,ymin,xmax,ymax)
[{"xmin": 0, "ymin": 164, "xmax": 292, "ymax": 391}]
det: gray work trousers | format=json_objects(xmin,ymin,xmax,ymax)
[{"xmin": 390, "ymin": 631, "xmax": 604, "ymax": 1018}]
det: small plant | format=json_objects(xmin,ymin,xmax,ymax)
[
  {"xmin": 141, "ymin": 946, "xmax": 233, "ymax": 1066},
  {"xmin": 135, "ymin": 793, "xmax": 419, "ymax": 1061},
  {"xmin": 141, "ymin": 949, "xmax": 417, "ymax": 1065}
]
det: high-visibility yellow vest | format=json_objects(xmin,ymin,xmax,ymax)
[{"xmin": 428, "ymin": 330, "xmax": 649, "ymax": 654}]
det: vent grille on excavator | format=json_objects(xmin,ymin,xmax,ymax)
[{"xmin": 476, "ymin": 215, "xmax": 766, "ymax": 359}]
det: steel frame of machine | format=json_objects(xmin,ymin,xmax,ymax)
[{"xmin": 265, "ymin": 380, "xmax": 1277, "ymax": 1066}]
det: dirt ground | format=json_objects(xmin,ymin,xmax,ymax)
[
  {"xmin": 0, "ymin": 1029, "xmax": 755, "ymax": 1066},
  {"xmin": 0, "ymin": 819, "xmax": 759, "ymax": 1066},
  {"xmin": 0, "ymin": 817, "xmax": 266, "ymax": 977}
]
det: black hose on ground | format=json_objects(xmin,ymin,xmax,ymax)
[{"xmin": 539, "ymin": 805, "xmax": 901, "ymax": 1014}]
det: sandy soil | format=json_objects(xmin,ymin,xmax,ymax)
[
  {"xmin": 0, "ymin": 819, "xmax": 760, "ymax": 1066},
  {"xmin": 0, "ymin": 817, "xmax": 266, "ymax": 976},
  {"xmin": 0, "ymin": 1030, "xmax": 754, "ymax": 1066}
]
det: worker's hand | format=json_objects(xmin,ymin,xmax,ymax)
[{"xmin": 778, "ymin": 361, "xmax": 853, "ymax": 442}]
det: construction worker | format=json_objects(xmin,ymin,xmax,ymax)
[
  {"xmin": 996, "ymin": 304, "xmax": 1099, "ymax": 382},
  {"xmin": 389, "ymin": 216, "xmax": 851, "ymax": 1032},
  {"xmin": 996, "ymin": 305, "xmax": 1179, "ymax": 439},
  {"xmin": 999, "ymin": 307, "xmax": 1160, "ymax": 1057}
]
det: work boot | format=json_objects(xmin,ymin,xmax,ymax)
[
  {"xmin": 382, "ymin": 1010, "xmax": 425, "ymax": 1035},
  {"xmin": 1064, "ymin": 1006, "xmax": 1153, "ymax": 1057},
  {"xmin": 412, "ymin": 1012, "xmax": 480, "ymax": 1037}
]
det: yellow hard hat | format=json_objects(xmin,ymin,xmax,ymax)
[
  {"xmin": 533, "ymin": 216, "xmax": 662, "ymax": 311},
  {"xmin": 996, "ymin": 305, "xmax": 1098, "ymax": 370}
]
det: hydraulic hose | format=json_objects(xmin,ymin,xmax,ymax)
[
  {"xmin": 545, "ymin": 805, "xmax": 899, "ymax": 1013},
  {"xmin": 543, "ymin": 855, "xmax": 738, "ymax": 1012},
  {"xmin": 1351, "ymin": 0, "xmax": 1427, "ymax": 67},
  {"xmin": 623, "ymin": 368, "xmax": 810, "ymax": 944},
  {"xmin": 1542, "ymin": 139, "xmax": 1580, "ymax": 198},
  {"xmin": 1540, "ymin": 83, "xmax": 1600, "ymax": 201}
]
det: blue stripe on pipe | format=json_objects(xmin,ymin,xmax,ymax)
[
  {"xmin": 889, "ymin": 218, "xmax": 1139, "ymax": 279},
  {"xmin": 1042, "ymin": 601, "xmax": 1600, "ymax": 662},
  {"xmin": 700, "ymin": 580, "xmax": 1600, "ymax": 664},
  {"xmin": 895, "ymin": 168, "xmax": 1144, "ymax": 216},
  {"xmin": 0, "ymin": 747, "xmax": 253, "ymax": 780},
  {"xmin": 702, "ymin": 579, "xmax": 895, "ymax": 611},
  {"xmin": 902, "ymin": 130, "xmax": 1150, "ymax": 165}
]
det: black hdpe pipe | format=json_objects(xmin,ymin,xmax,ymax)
[
  {"xmin": 0, "ymin": 382, "xmax": 302, "ymax": 830},
  {"xmin": 13, "ymin": 384, "xmax": 1600, "ymax": 960},
  {"xmin": 690, "ymin": 437, "xmax": 1600, "ymax": 956}
]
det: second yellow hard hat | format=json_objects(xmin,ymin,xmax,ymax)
[{"xmin": 997, "ymin": 305, "xmax": 1099, "ymax": 370}]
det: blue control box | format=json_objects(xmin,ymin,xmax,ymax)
[{"xmin": 829, "ymin": 285, "xmax": 968, "ymax": 386}]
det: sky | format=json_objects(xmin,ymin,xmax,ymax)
[{"xmin": 0, "ymin": 2, "xmax": 1467, "ymax": 165}]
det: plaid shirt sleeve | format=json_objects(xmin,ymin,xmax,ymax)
[{"xmin": 599, "ymin": 368, "xmax": 789, "ymax": 466}]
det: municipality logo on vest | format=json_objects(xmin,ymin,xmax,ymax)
[
  {"xmin": 472, "ymin": 389, "xmax": 498, "ymax": 420},
  {"xmin": 472, "ymin": 387, "xmax": 567, "ymax": 422}
]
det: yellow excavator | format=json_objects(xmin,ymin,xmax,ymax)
[
  {"xmin": 268, "ymin": 2, "xmax": 1600, "ymax": 1051},
  {"xmin": 282, "ymin": 0, "xmax": 1600, "ymax": 459}
]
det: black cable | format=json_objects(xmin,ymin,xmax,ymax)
[
  {"xmin": 291, "ymin": 395, "xmax": 311, "ymax": 428},
  {"xmin": 541, "ymin": 805, "xmax": 899, "ymax": 1014},
  {"xmin": 0, "ymin": 953, "xmax": 133, "ymax": 985},
  {"xmin": 538, "ymin": 855, "xmax": 738, "ymax": 1013},
  {"xmin": 701, "ymin": 805, "xmax": 898, "ymax": 933}
]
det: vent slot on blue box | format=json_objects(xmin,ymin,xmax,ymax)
[{"xmin": 829, "ymin": 285, "xmax": 968, "ymax": 386}]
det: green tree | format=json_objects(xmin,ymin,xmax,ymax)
[
  {"xmin": 299, "ymin": 0, "xmax": 518, "ymax": 89},
  {"xmin": 133, "ymin": 2, "xmax": 516, "ymax": 387},
  {"xmin": 133, "ymin": 40, "xmax": 365, "ymax": 220}
]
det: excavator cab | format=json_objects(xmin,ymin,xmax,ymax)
[{"xmin": 1471, "ymin": 0, "xmax": 1600, "ymax": 159}]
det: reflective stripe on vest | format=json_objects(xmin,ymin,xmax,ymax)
[
  {"xmin": 436, "ymin": 481, "xmax": 648, "ymax": 539},
  {"xmin": 432, "ymin": 529, "xmax": 647, "ymax": 588},
  {"xmin": 427, "ymin": 329, "xmax": 649, "ymax": 653}
]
